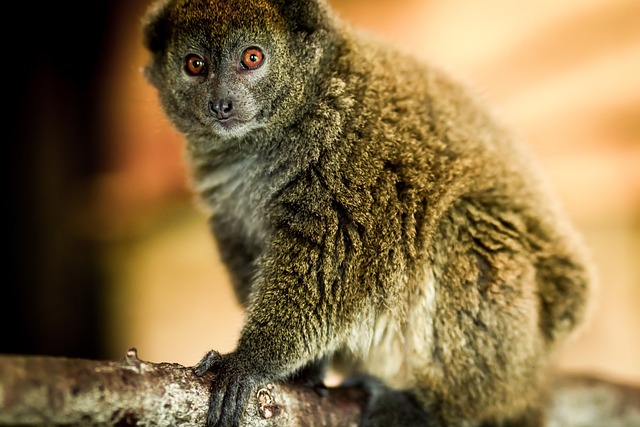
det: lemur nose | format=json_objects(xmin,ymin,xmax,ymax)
[{"xmin": 209, "ymin": 99, "xmax": 234, "ymax": 119}]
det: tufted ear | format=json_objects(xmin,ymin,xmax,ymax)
[
  {"xmin": 271, "ymin": 0, "xmax": 334, "ymax": 34},
  {"xmin": 141, "ymin": 0, "xmax": 174, "ymax": 54},
  {"xmin": 141, "ymin": 0, "xmax": 176, "ymax": 88}
]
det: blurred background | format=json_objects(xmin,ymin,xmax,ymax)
[{"xmin": 5, "ymin": 0, "xmax": 639, "ymax": 386}]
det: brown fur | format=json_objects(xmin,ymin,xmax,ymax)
[{"xmin": 142, "ymin": 1, "xmax": 594, "ymax": 425}]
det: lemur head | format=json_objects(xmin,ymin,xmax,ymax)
[{"xmin": 143, "ymin": 0, "xmax": 336, "ymax": 142}]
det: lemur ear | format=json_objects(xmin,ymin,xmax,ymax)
[
  {"xmin": 141, "ymin": 0, "xmax": 174, "ymax": 87},
  {"xmin": 142, "ymin": 0, "xmax": 173, "ymax": 54},
  {"xmin": 272, "ymin": 0, "xmax": 333, "ymax": 34}
]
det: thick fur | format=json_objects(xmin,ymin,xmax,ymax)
[{"xmin": 142, "ymin": 0, "xmax": 594, "ymax": 425}]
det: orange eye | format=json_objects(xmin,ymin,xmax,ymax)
[
  {"xmin": 241, "ymin": 47, "xmax": 264, "ymax": 70},
  {"xmin": 185, "ymin": 54, "xmax": 206, "ymax": 76}
]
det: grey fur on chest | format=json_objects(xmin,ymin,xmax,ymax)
[{"xmin": 190, "ymin": 152, "xmax": 273, "ymax": 244}]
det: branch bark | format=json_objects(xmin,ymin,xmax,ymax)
[
  {"xmin": 0, "ymin": 349, "xmax": 363, "ymax": 426},
  {"xmin": 0, "ymin": 349, "xmax": 638, "ymax": 426}
]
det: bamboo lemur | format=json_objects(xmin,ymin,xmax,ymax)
[{"xmin": 142, "ymin": 0, "xmax": 594, "ymax": 425}]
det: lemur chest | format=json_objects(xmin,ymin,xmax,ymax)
[{"xmin": 191, "ymin": 154, "xmax": 270, "ymax": 244}]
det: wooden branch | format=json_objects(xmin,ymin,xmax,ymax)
[
  {"xmin": 0, "ymin": 349, "xmax": 638, "ymax": 426},
  {"xmin": 0, "ymin": 349, "xmax": 364, "ymax": 426},
  {"xmin": 547, "ymin": 374, "xmax": 640, "ymax": 427}
]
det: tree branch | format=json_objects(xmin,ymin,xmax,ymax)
[
  {"xmin": 0, "ymin": 349, "xmax": 638, "ymax": 426},
  {"xmin": 0, "ymin": 349, "xmax": 363, "ymax": 426}
]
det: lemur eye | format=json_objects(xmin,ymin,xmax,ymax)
[
  {"xmin": 185, "ymin": 54, "xmax": 206, "ymax": 76},
  {"xmin": 240, "ymin": 47, "xmax": 264, "ymax": 70}
]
